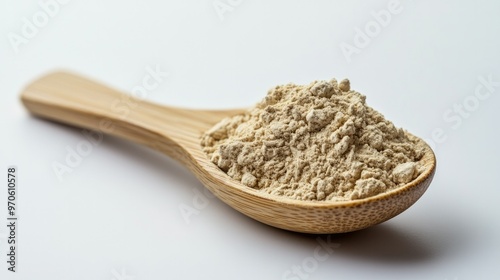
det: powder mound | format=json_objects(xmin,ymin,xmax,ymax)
[{"xmin": 201, "ymin": 78, "xmax": 426, "ymax": 201}]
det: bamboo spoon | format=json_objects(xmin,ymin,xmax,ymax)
[{"xmin": 20, "ymin": 71, "xmax": 436, "ymax": 234}]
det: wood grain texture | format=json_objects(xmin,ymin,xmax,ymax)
[{"xmin": 20, "ymin": 71, "xmax": 436, "ymax": 234}]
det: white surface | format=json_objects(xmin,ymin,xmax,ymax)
[{"xmin": 1, "ymin": 0, "xmax": 500, "ymax": 279}]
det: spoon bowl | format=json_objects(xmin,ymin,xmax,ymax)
[{"xmin": 21, "ymin": 71, "xmax": 436, "ymax": 234}]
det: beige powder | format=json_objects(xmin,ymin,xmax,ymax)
[{"xmin": 201, "ymin": 78, "xmax": 426, "ymax": 201}]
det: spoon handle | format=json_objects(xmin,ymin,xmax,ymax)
[{"xmin": 20, "ymin": 71, "xmax": 222, "ymax": 163}]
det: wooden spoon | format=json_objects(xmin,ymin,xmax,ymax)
[{"xmin": 20, "ymin": 71, "xmax": 436, "ymax": 234}]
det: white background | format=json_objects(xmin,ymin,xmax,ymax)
[{"xmin": 1, "ymin": 0, "xmax": 500, "ymax": 279}]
